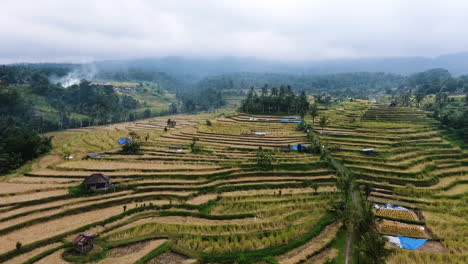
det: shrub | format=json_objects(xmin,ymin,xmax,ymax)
[
  {"xmin": 16, "ymin": 242, "xmax": 22, "ymax": 251},
  {"xmin": 256, "ymin": 152, "xmax": 274, "ymax": 167},
  {"xmin": 121, "ymin": 141, "xmax": 142, "ymax": 154},
  {"xmin": 68, "ymin": 184, "xmax": 92, "ymax": 197}
]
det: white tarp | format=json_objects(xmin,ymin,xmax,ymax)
[
  {"xmin": 384, "ymin": 236, "xmax": 402, "ymax": 248},
  {"xmin": 255, "ymin": 132, "xmax": 267, "ymax": 136},
  {"xmin": 362, "ymin": 148, "xmax": 375, "ymax": 152},
  {"xmin": 374, "ymin": 204, "xmax": 409, "ymax": 211}
]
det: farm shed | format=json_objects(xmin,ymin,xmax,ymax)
[
  {"xmin": 118, "ymin": 138, "xmax": 129, "ymax": 144},
  {"xmin": 279, "ymin": 146, "xmax": 292, "ymax": 152},
  {"xmin": 292, "ymin": 144, "xmax": 305, "ymax": 151},
  {"xmin": 362, "ymin": 148, "xmax": 375, "ymax": 154},
  {"xmin": 169, "ymin": 145, "xmax": 183, "ymax": 150},
  {"xmin": 82, "ymin": 173, "xmax": 112, "ymax": 191},
  {"xmin": 73, "ymin": 233, "xmax": 96, "ymax": 253},
  {"xmin": 86, "ymin": 153, "xmax": 102, "ymax": 159}
]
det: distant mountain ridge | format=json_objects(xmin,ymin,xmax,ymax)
[{"xmin": 93, "ymin": 52, "xmax": 468, "ymax": 78}]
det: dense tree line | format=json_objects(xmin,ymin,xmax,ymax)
[
  {"xmin": 383, "ymin": 69, "xmax": 468, "ymax": 142},
  {"xmin": 194, "ymin": 72, "xmax": 404, "ymax": 99},
  {"xmin": 425, "ymin": 95, "xmax": 468, "ymax": 142},
  {"xmin": 402, "ymin": 68, "xmax": 468, "ymax": 95},
  {"xmin": 240, "ymin": 85, "xmax": 309, "ymax": 116},
  {"xmin": 0, "ymin": 117, "xmax": 52, "ymax": 174},
  {"xmin": 0, "ymin": 79, "xmax": 145, "ymax": 132},
  {"xmin": 177, "ymin": 87, "xmax": 226, "ymax": 112},
  {"xmin": 96, "ymin": 68, "xmax": 182, "ymax": 92},
  {"xmin": 0, "ymin": 65, "xmax": 176, "ymax": 174}
]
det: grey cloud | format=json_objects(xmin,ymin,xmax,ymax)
[{"xmin": 1, "ymin": 0, "xmax": 468, "ymax": 63}]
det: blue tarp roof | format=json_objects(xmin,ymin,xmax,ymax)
[
  {"xmin": 292, "ymin": 144, "xmax": 305, "ymax": 150},
  {"xmin": 398, "ymin": 236, "xmax": 427, "ymax": 250},
  {"xmin": 288, "ymin": 116, "xmax": 300, "ymax": 119},
  {"xmin": 293, "ymin": 120, "xmax": 302, "ymax": 124},
  {"xmin": 281, "ymin": 119, "xmax": 290, "ymax": 122},
  {"xmin": 118, "ymin": 138, "xmax": 128, "ymax": 144}
]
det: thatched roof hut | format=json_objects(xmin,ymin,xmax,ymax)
[
  {"xmin": 73, "ymin": 233, "xmax": 96, "ymax": 253},
  {"xmin": 82, "ymin": 173, "xmax": 111, "ymax": 191}
]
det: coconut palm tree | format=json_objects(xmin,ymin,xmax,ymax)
[{"xmin": 319, "ymin": 116, "xmax": 328, "ymax": 133}]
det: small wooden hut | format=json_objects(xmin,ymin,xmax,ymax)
[
  {"xmin": 73, "ymin": 233, "xmax": 96, "ymax": 253},
  {"xmin": 82, "ymin": 173, "xmax": 111, "ymax": 191}
]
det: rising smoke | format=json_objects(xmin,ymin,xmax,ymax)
[{"xmin": 49, "ymin": 63, "xmax": 97, "ymax": 87}]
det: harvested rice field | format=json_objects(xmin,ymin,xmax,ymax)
[{"xmin": 0, "ymin": 103, "xmax": 466, "ymax": 263}]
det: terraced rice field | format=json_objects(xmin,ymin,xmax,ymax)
[
  {"xmin": 0, "ymin": 113, "xmax": 338, "ymax": 263},
  {"xmin": 1, "ymin": 102, "xmax": 466, "ymax": 263},
  {"xmin": 318, "ymin": 102, "xmax": 468, "ymax": 263}
]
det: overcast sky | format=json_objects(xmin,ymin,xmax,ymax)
[{"xmin": 1, "ymin": 0, "xmax": 468, "ymax": 63}]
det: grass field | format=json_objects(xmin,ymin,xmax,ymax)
[{"xmin": 0, "ymin": 101, "xmax": 466, "ymax": 263}]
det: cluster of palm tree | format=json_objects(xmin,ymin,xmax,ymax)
[{"xmin": 240, "ymin": 86, "xmax": 309, "ymax": 116}]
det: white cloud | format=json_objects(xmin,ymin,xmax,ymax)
[{"xmin": 0, "ymin": 0, "xmax": 468, "ymax": 63}]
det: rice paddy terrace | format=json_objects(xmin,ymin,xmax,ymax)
[
  {"xmin": 319, "ymin": 103, "xmax": 468, "ymax": 264},
  {"xmin": 0, "ymin": 101, "xmax": 466, "ymax": 263},
  {"xmin": 0, "ymin": 113, "xmax": 340, "ymax": 264}
]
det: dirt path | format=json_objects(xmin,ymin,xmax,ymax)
[
  {"xmin": 327, "ymin": 151, "xmax": 359, "ymax": 264},
  {"xmin": 344, "ymin": 183, "xmax": 361, "ymax": 264}
]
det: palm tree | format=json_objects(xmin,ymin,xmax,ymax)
[
  {"xmin": 310, "ymin": 103, "xmax": 319, "ymax": 124},
  {"xmin": 312, "ymin": 183, "xmax": 319, "ymax": 194},
  {"xmin": 319, "ymin": 116, "xmax": 328, "ymax": 133}
]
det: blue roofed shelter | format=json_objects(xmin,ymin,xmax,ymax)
[{"xmin": 118, "ymin": 138, "xmax": 129, "ymax": 144}]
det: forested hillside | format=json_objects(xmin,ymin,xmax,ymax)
[
  {"xmin": 0, "ymin": 65, "xmax": 180, "ymax": 174},
  {"xmin": 384, "ymin": 68, "xmax": 468, "ymax": 142},
  {"xmin": 193, "ymin": 72, "xmax": 405, "ymax": 98}
]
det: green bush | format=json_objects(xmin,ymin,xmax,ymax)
[
  {"xmin": 68, "ymin": 184, "xmax": 93, "ymax": 197},
  {"xmin": 256, "ymin": 152, "xmax": 274, "ymax": 167},
  {"xmin": 121, "ymin": 141, "xmax": 142, "ymax": 154}
]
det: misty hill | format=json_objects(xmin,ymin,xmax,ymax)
[{"xmin": 94, "ymin": 52, "xmax": 468, "ymax": 78}]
